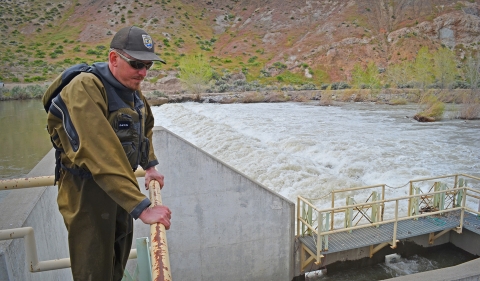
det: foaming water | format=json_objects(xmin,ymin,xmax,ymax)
[
  {"xmin": 152, "ymin": 102, "xmax": 480, "ymax": 215},
  {"xmin": 315, "ymin": 255, "xmax": 439, "ymax": 280},
  {"xmin": 382, "ymin": 254, "xmax": 437, "ymax": 276}
]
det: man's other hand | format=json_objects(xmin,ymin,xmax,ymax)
[
  {"xmin": 139, "ymin": 205, "xmax": 171, "ymax": 229},
  {"xmin": 145, "ymin": 166, "xmax": 164, "ymax": 190}
]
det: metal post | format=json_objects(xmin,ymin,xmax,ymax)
[
  {"xmin": 346, "ymin": 197, "xmax": 354, "ymax": 233},
  {"xmin": 136, "ymin": 237, "xmax": 152, "ymax": 281},
  {"xmin": 381, "ymin": 184, "xmax": 385, "ymax": 221},
  {"xmin": 459, "ymin": 187, "xmax": 466, "ymax": 231},
  {"xmin": 413, "ymin": 188, "xmax": 419, "ymax": 220},
  {"xmin": 456, "ymin": 189, "xmax": 464, "ymax": 208},
  {"xmin": 307, "ymin": 201, "xmax": 313, "ymax": 235},
  {"xmin": 408, "ymin": 181, "xmax": 413, "ymax": 216},
  {"xmin": 324, "ymin": 212, "xmax": 329, "ymax": 251},
  {"xmin": 317, "ymin": 212, "xmax": 323, "ymax": 262},
  {"xmin": 297, "ymin": 197, "xmax": 300, "ymax": 236},
  {"xmin": 149, "ymin": 180, "xmax": 172, "ymax": 281},
  {"xmin": 453, "ymin": 175, "xmax": 458, "ymax": 207},
  {"xmin": 440, "ymin": 183, "xmax": 446, "ymax": 211},
  {"xmin": 301, "ymin": 200, "xmax": 306, "ymax": 235},
  {"xmin": 331, "ymin": 192, "xmax": 335, "ymax": 230},
  {"xmin": 392, "ymin": 200, "xmax": 398, "ymax": 248}
]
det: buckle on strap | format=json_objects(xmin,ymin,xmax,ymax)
[
  {"xmin": 60, "ymin": 163, "xmax": 93, "ymax": 179},
  {"xmin": 54, "ymin": 150, "xmax": 62, "ymax": 185}
]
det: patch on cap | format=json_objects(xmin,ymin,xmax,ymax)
[{"xmin": 142, "ymin": 34, "xmax": 153, "ymax": 49}]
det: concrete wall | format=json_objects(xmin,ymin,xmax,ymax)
[
  {"xmin": 133, "ymin": 128, "xmax": 295, "ymax": 281},
  {"xmin": 0, "ymin": 149, "xmax": 71, "ymax": 281},
  {"xmin": 0, "ymin": 127, "xmax": 296, "ymax": 281},
  {"xmin": 450, "ymin": 229, "xmax": 480, "ymax": 256}
]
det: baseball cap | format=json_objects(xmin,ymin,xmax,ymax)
[{"xmin": 110, "ymin": 26, "xmax": 166, "ymax": 64}]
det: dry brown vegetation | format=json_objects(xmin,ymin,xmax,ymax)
[
  {"xmin": 318, "ymin": 92, "xmax": 334, "ymax": 106},
  {"xmin": 353, "ymin": 90, "xmax": 373, "ymax": 102},
  {"xmin": 388, "ymin": 98, "xmax": 408, "ymax": 105},
  {"xmin": 459, "ymin": 91, "xmax": 480, "ymax": 119},
  {"xmin": 263, "ymin": 92, "xmax": 290, "ymax": 102},
  {"xmin": 338, "ymin": 90, "xmax": 355, "ymax": 102},
  {"xmin": 241, "ymin": 92, "xmax": 265, "ymax": 103}
]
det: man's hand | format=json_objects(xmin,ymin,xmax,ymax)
[
  {"xmin": 139, "ymin": 205, "xmax": 172, "ymax": 229},
  {"xmin": 145, "ymin": 166, "xmax": 164, "ymax": 190}
]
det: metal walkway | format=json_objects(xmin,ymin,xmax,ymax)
[
  {"xmin": 299, "ymin": 210, "xmax": 480, "ymax": 256},
  {"xmin": 296, "ymin": 174, "xmax": 480, "ymax": 272}
]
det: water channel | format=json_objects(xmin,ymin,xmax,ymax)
[{"xmin": 1, "ymin": 99, "xmax": 479, "ymax": 280}]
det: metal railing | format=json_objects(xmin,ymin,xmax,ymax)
[
  {"xmin": 0, "ymin": 168, "xmax": 171, "ymax": 281},
  {"xmin": 297, "ymin": 174, "xmax": 480, "ymax": 269}
]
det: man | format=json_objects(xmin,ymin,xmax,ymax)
[{"xmin": 45, "ymin": 26, "xmax": 171, "ymax": 280}]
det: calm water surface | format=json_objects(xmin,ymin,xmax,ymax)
[{"xmin": 0, "ymin": 99, "xmax": 51, "ymax": 179}]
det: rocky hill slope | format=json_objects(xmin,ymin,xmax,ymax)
[{"xmin": 1, "ymin": 0, "xmax": 479, "ymax": 84}]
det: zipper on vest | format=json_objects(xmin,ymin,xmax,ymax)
[
  {"xmin": 135, "ymin": 95, "xmax": 143, "ymax": 169},
  {"xmin": 52, "ymin": 100, "xmax": 78, "ymax": 148}
]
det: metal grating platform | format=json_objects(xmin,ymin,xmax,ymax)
[
  {"xmin": 299, "ymin": 210, "xmax": 476, "ymax": 256},
  {"xmin": 463, "ymin": 211, "xmax": 480, "ymax": 235}
]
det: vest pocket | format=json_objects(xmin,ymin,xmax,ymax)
[
  {"xmin": 121, "ymin": 141, "xmax": 137, "ymax": 171},
  {"xmin": 139, "ymin": 138, "xmax": 150, "ymax": 168}
]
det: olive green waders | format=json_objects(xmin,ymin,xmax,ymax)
[{"xmin": 58, "ymin": 170, "xmax": 134, "ymax": 281}]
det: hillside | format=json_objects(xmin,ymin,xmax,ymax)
[{"xmin": 1, "ymin": 0, "xmax": 479, "ymax": 86}]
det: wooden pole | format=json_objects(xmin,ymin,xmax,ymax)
[{"xmin": 148, "ymin": 180, "xmax": 172, "ymax": 281}]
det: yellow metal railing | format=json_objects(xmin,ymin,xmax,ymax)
[
  {"xmin": 1, "ymin": 169, "xmax": 147, "ymax": 190},
  {"xmin": 0, "ymin": 168, "xmax": 171, "ymax": 280},
  {"xmin": 148, "ymin": 180, "xmax": 172, "ymax": 281},
  {"xmin": 297, "ymin": 174, "xmax": 480, "ymax": 270}
]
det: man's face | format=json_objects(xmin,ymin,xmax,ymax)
[{"xmin": 109, "ymin": 51, "xmax": 152, "ymax": 91}]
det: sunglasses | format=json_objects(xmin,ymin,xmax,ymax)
[{"xmin": 115, "ymin": 51, "xmax": 154, "ymax": 70}]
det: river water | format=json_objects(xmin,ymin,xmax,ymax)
[
  {"xmin": 0, "ymin": 99, "xmax": 52, "ymax": 179},
  {"xmin": 1, "ymin": 99, "xmax": 479, "ymax": 279},
  {"xmin": 151, "ymin": 102, "xmax": 480, "ymax": 210}
]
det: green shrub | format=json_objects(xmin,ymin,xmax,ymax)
[
  {"xmin": 247, "ymin": 56, "xmax": 257, "ymax": 63},
  {"xmin": 276, "ymin": 71, "xmax": 304, "ymax": 85},
  {"xmin": 86, "ymin": 49, "xmax": 102, "ymax": 55},
  {"xmin": 10, "ymin": 86, "xmax": 29, "ymax": 99},
  {"xmin": 415, "ymin": 93, "xmax": 445, "ymax": 121},
  {"xmin": 0, "ymin": 88, "xmax": 9, "ymax": 100},
  {"xmin": 273, "ymin": 62, "xmax": 287, "ymax": 69},
  {"xmin": 25, "ymin": 84, "xmax": 47, "ymax": 98}
]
